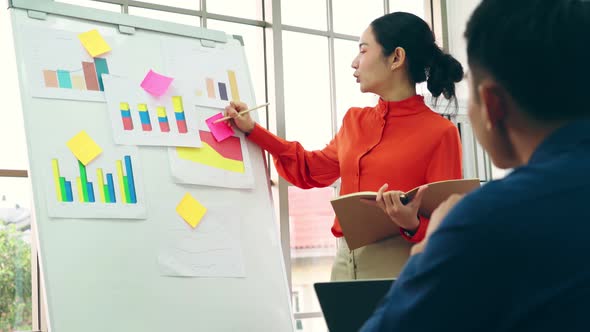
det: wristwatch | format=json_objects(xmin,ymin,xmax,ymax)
[{"xmin": 402, "ymin": 217, "xmax": 420, "ymax": 237}]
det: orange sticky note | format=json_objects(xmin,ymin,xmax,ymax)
[
  {"xmin": 78, "ymin": 29, "xmax": 111, "ymax": 57},
  {"xmin": 176, "ymin": 193, "xmax": 207, "ymax": 228},
  {"xmin": 66, "ymin": 131, "xmax": 103, "ymax": 165}
]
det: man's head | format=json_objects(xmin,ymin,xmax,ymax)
[{"xmin": 465, "ymin": 0, "xmax": 590, "ymax": 168}]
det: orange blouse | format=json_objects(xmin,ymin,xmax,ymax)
[{"xmin": 247, "ymin": 95, "xmax": 463, "ymax": 242}]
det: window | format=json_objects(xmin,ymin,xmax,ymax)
[
  {"xmin": 128, "ymin": 6, "xmax": 201, "ymax": 26},
  {"xmin": 208, "ymin": 0, "xmax": 262, "ymax": 20},
  {"xmin": 389, "ymin": 0, "xmax": 427, "ymax": 18},
  {"xmin": 56, "ymin": 0, "xmax": 122, "ymax": 12},
  {"xmin": 292, "ymin": 290, "xmax": 303, "ymax": 330},
  {"xmin": 289, "ymin": 187, "xmax": 335, "ymax": 332},
  {"xmin": 0, "ymin": 7, "xmax": 33, "ymax": 331},
  {"xmin": 0, "ymin": 178, "xmax": 33, "ymax": 332},
  {"xmin": 281, "ymin": 0, "xmax": 327, "ymax": 30},
  {"xmin": 135, "ymin": 0, "xmax": 200, "ymax": 10},
  {"xmin": 282, "ymin": 31, "xmax": 332, "ymax": 150},
  {"xmin": 332, "ymin": 0, "xmax": 383, "ymax": 36}
]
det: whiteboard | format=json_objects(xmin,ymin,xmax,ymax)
[{"xmin": 9, "ymin": 1, "xmax": 293, "ymax": 331}]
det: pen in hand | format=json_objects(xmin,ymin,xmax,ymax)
[{"xmin": 213, "ymin": 102, "xmax": 270, "ymax": 124}]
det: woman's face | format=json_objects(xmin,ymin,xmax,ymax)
[{"xmin": 351, "ymin": 26, "xmax": 392, "ymax": 95}]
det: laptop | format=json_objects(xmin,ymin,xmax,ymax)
[{"xmin": 314, "ymin": 278, "xmax": 394, "ymax": 332}]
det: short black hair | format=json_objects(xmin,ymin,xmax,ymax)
[
  {"xmin": 465, "ymin": 0, "xmax": 590, "ymax": 121},
  {"xmin": 371, "ymin": 12, "xmax": 463, "ymax": 102}
]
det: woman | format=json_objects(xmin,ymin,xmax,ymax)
[{"xmin": 224, "ymin": 12, "xmax": 464, "ymax": 280}]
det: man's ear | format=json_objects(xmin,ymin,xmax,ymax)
[
  {"xmin": 390, "ymin": 47, "xmax": 406, "ymax": 71},
  {"xmin": 478, "ymin": 80, "xmax": 508, "ymax": 130}
]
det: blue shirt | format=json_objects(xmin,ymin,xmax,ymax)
[{"xmin": 361, "ymin": 118, "xmax": 590, "ymax": 331}]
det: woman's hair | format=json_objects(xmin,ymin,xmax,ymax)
[
  {"xmin": 465, "ymin": 0, "xmax": 589, "ymax": 122},
  {"xmin": 371, "ymin": 12, "xmax": 464, "ymax": 103}
]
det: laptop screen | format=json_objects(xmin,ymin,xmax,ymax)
[{"xmin": 314, "ymin": 279, "xmax": 394, "ymax": 332}]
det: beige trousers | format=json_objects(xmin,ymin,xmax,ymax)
[{"xmin": 330, "ymin": 236, "xmax": 412, "ymax": 281}]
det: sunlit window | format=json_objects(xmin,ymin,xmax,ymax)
[
  {"xmin": 128, "ymin": 6, "xmax": 201, "ymax": 26},
  {"xmin": 130, "ymin": 0, "xmax": 199, "ymax": 10},
  {"xmin": 282, "ymin": 32, "xmax": 332, "ymax": 150},
  {"xmin": 56, "ymin": 0, "xmax": 121, "ymax": 11},
  {"xmin": 333, "ymin": 0, "xmax": 382, "ymax": 36},
  {"xmin": 208, "ymin": 0, "xmax": 261, "ymax": 20},
  {"xmin": 389, "ymin": 0, "xmax": 427, "ymax": 18},
  {"xmin": 289, "ymin": 186, "xmax": 336, "ymax": 332},
  {"xmin": 281, "ymin": 0, "xmax": 327, "ymax": 31}
]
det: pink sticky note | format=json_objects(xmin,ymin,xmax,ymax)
[
  {"xmin": 206, "ymin": 113, "xmax": 235, "ymax": 142},
  {"xmin": 140, "ymin": 70, "xmax": 174, "ymax": 96}
]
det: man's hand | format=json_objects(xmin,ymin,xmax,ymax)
[{"xmin": 411, "ymin": 194, "xmax": 464, "ymax": 255}]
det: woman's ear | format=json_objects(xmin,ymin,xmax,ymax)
[{"xmin": 390, "ymin": 47, "xmax": 406, "ymax": 71}]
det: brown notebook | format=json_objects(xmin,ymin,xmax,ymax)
[{"xmin": 330, "ymin": 179, "xmax": 481, "ymax": 250}]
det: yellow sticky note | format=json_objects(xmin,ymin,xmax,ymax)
[
  {"xmin": 66, "ymin": 131, "xmax": 103, "ymax": 166},
  {"xmin": 78, "ymin": 29, "xmax": 111, "ymax": 57},
  {"xmin": 176, "ymin": 193, "xmax": 207, "ymax": 228}
]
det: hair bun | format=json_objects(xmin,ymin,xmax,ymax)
[{"xmin": 427, "ymin": 51, "xmax": 464, "ymax": 99}]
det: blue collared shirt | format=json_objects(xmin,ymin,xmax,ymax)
[{"xmin": 361, "ymin": 118, "xmax": 590, "ymax": 332}]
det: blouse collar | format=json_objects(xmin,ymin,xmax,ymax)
[{"xmin": 375, "ymin": 95, "xmax": 427, "ymax": 118}]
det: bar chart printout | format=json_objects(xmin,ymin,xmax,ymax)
[
  {"xmin": 22, "ymin": 26, "xmax": 120, "ymax": 102},
  {"xmin": 52, "ymin": 156, "xmax": 137, "ymax": 204},
  {"xmin": 103, "ymin": 75, "xmax": 202, "ymax": 148},
  {"xmin": 116, "ymin": 97, "xmax": 191, "ymax": 135},
  {"xmin": 43, "ymin": 57, "xmax": 110, "ymax": 91},
  {"xmin": 200, "ymin": 70, "xmax": 241, "ymax": 102},
  {"xmin": 168, "ymin": 110, "xmax": 255, "ymax": 189}
]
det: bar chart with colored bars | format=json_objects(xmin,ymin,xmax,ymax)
[
  {"xmin": 196, "ymin": 70, "xmax": 241, "ymax": 102},
  {"xmin": 119, "ymin": 96, "xmax": 188, "ymax": 133},
  {"xmin": 51, "ymin": 156, "xmax": 137, "ymax": 204},
  {"xmin": 42, "ymin": 58, "xmax": 109, "ymax": 91}
]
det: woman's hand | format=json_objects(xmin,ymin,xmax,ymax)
[
  {"xmin": 410, "ymin": 193, "xmax": 464, "ymax": 255},
  {"xmin": 224, "ymin": 101, "xmax": 256, "ymax": 134},
  {"xmin": 375, "ymin": 184, "xmax": 428, "ymax": 231}
]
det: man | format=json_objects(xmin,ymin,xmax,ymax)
[{"xmin": 361, "ymin": 0, "xmax": 590, "ymax": 330}]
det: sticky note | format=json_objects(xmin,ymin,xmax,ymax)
[
  {"xmin": 176, "ymin": 193, "xmax": 207, "ymax": 228},
  {"xmin": 78, "ymin": 29, "xmax": 111, "ymax": 57},
  {"xmin": 140, "ymin": 70, "xmax": 174, "ymax": 96},
  {"xmin": 66, "ymin": 131, "xmax": 103, "ymax": 166},
  {"xmin": 205, "ymin": 112, "xmax": 235, "ymax": 142}
]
